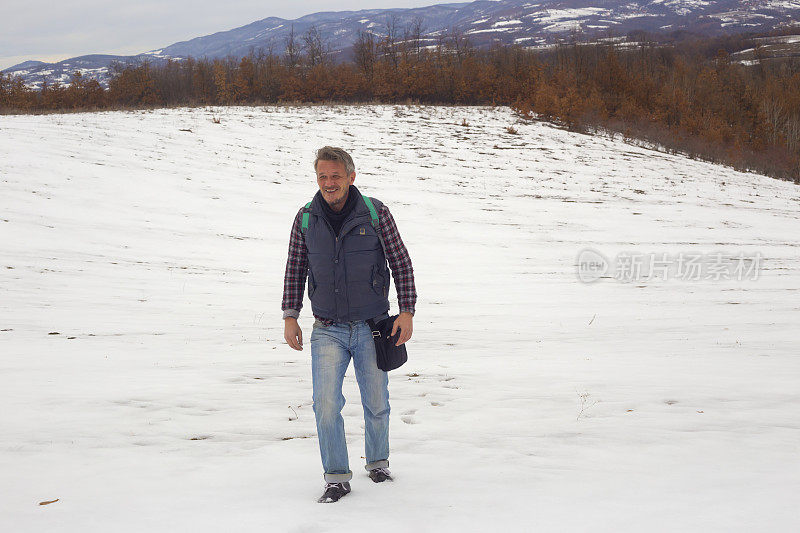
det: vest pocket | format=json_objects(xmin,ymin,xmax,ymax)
[
  {"xmin": 371, "ymin": 264, "xmax": 386, "ymax": 296},
  {"xmin": 308, "ymin": 269, "xmax": 317, "ymax": 298}
]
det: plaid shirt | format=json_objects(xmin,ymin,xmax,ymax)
[{"xmin": 282, "ymin": 202, "xmax": 417, "ymax": 324}]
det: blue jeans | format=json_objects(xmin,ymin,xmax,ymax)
[{"xmin": 310, "ymin": 318, "xmax": 390, "ymax": 482}]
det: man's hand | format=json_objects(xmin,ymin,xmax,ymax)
[
  {"xmin": 390, "ymin": 312, "xmax": 413, "ymax": 346},
  {"xmin": 284, "ymin": 317, "xmax": 303, "ymax": 351}
]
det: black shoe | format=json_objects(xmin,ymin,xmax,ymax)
[
  {"xmin": 368, "ymin": 467, "xmax": 393, "ymax": 483},
  {"xmin": 317, "ymin": 482, "xmax": 351, "ymax": 503}
]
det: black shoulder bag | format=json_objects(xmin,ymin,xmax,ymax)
[{"xmin": 367, "ymin": 315, "xmax": 408, "ymax": 372}]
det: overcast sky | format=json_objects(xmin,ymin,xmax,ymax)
[{"xmin": 1, "ymin": 0, "xmax": 443, "ymax": 70}]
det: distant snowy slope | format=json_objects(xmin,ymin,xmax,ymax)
[{"xmin": 0, "ymin": 105, "xmax": 798, "ymax": 531}]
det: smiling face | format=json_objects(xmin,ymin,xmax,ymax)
[{"xmin": 316, "ymin": 159, "xmax": 355, "ymax": 211}]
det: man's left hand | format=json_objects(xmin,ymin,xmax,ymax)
[{"xmin": 391, "ymin": 312, "xmax": 413, "ymax": 346}]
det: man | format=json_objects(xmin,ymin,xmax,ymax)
[{"xmin": 282, "ymin": 146, "xmax": 417, "ymax": 503}]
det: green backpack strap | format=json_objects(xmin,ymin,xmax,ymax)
[
  {"xmin": 361, "ymin": 194, "xmax": 389, "ymax": 262},
  {"xmin": 361, "ymin": 194, "xmax": 379, "ymax": 229},
  {"xmin": 300, "ymin": 201, "xmax": 312, "ymax": 234}
]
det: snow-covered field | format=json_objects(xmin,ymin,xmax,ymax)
[{"xmin": 1, "ymin": 105, "xmax": 799, "ymax": 532}]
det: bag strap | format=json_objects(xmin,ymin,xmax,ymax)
[
  {"xmin": 300, "ymin": 201, "xmax": 313, "ymax": 234},
  {"xmin": 361, "ymin": 194, "xmax": 379, "ymax": 228},
  {"xmin": 361, "ymin": 194, "xmax": 389, "ymax": 264}
]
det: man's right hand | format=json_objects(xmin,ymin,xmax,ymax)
[{"xmin": 284, "ymin": 317, "xmax": 303, "ymax": 351}]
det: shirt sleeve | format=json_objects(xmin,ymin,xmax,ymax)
[
  {"xmin": 281, "ymin": 207, "xmax": 308, "ymax": 319},
  {"xmin": 378, "ymin": 205, "xmax": 417, "ymax": 315}
]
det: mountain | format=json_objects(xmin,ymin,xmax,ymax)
[{"xmin": 5, "ymin": 0, "xmax": 800, "ymax": 88}]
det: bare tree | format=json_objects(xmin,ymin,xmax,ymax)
[
  {"xmin": 407, "ymin": 16, "xmax": 426, "ymax": 56},
  {"xmin": 354, "ymin": 29, "xmax": 377, "ymax": 83},
  {"xmin": 284, "ymin": 25, "xmax": 300, "ymax": 68},
  {"xmin": 784, "ymin": 114, "xmax": 800, "ymax": 152},
  {"xmin": 760, "ymin": 97, "xmax": 786, "ymax": 145},
  {"xmin": 446, "ymin": 26, "xmax": 473, "ymax": 66},
  {"xmin": 303, "ymin": 25, "xmax": 329, "ymax": 68},
  {"xmin": 381, "ymin": 14, "xmax": 400, "ymax": 69}
]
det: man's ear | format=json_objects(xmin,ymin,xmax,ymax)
[{"xmin": 349, "ymin": 172, "xmax": 356, "ymax": 185}]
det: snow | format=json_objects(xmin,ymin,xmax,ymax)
[
  {"xmin": 526, "ymin": 8, "xmax": 610, "ymax": 24},
  {"xmin": 662, "ymin": 0, "xmax": 713, "ymax": 9},
  {"xmin": 1, "ymin": 105, "xmax": 799, "ymax": 531},
  {"xmin": 710, "ymin": 11, "xmax": 776, "ymax": 24},
  {"xmin": 763, "ymin": 0, "xmax": 800, "ymax": 8},
  {"xmin": 624, "ymin": 13, "xmax": 665, "ymax": 19},
  {"xmin": 465, "ymin": 27, "xmax": 513, "ymax": 34},
  {"xmin": 754, "ymin": 33, "xmax": 800, "ymax": 44},
  {"xmin": 544, "ymin": 20, "xmax": 583, "ymax": 32}
]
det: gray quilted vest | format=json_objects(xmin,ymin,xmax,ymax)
[{"xmin": 302, "ymin": 188, "xmax": 391, "ymax": 323}]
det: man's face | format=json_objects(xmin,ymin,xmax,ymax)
[{"xmin": 316, "ymin": 159, "xmax": 355, "ymax": 209}]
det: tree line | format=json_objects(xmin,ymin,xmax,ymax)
[{"xmin": 2, "ymin": 26, "xmax": 799, "ymax": 182}]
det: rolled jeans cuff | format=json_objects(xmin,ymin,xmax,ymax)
[
  {"xmin": 365, "ymin": 459, "xmax": 389, "ymax": 471},
  {"xmin": 324, "ymin": 471, "xmax": 353, "ymax": 483}
]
